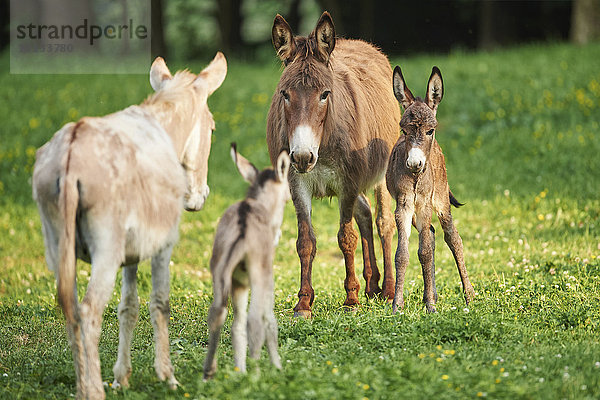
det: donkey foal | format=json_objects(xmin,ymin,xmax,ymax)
[
  {"xmin": 203, "ymin": 144, "xmax": 290, "ymax": 380},
  {"xmin": 386, "ymin": 66, "xmax": 475, "ymax": 314}
]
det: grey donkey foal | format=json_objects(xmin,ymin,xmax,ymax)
[
  {"xmin": 386, "ymin": 66, "xmax": 475, "ymax": 314},
  {"xmin": 203, "ymin": 144, "xmax": 290, "ymax": 379}
]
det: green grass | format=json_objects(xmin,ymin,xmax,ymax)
[{"xmin": 1, "ymin": 41, "xmax": 599, "ymax": 399}]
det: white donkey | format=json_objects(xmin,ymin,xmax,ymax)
[
  {"xmin": 32, "ymin": 53, "xmax": 227, "ymax": 399},
  {"xmin": 203, "ymin": 144, "xmax": 290, "ymax": 380}
]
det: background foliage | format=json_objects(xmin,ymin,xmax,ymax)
[{"xmin": 0, "ymin": 34, "xmax": 599, "ymax": 400}]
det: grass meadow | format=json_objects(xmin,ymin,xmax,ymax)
[{"xmin": 1, "ymin": 41, "xmax": 599, "ymax": 399}]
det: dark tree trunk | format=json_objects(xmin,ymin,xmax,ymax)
[
  {"xmin": 287, "ymin": 0, "xmax": 302, "ymax": 33},
  {"xmin": 478, "ymin": 0, "xmax": 496, "ymax": 50},
  {"xmin": 151, "ymin": 0, "xmax": 167, "ymax": 58},
  {"xmin": 216, "ymin": 0, "xmax": 244, "ymax": 54},
  {"xmin": 570, "ymin": 0, "xmax": 600, "ymax": 44}
]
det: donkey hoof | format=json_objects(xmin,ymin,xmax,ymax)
[
  {"xmin": 426, "ymin": 305, "xmax": 437, "ymax": 314},
  {"xmin": 293, "ymin": 309, "xmax": 312, "ymax": 319},
  {"xmin": 111, "ymin": 379, "xmax": 126, "ymax": 390},
  {"xmin": 465, "ymin": 286, "xmax": 476, "ymax": 305},
  {"xmin": 167, "ymin": 376, "xmax": 179, "ymax": 390},
  {"xmin": 365, "ymin": 286, "xmax": 382, "ymax": 299},
  {"xmin": 343, "ymin": 304, "xmax": 359, "ymax": 314}
]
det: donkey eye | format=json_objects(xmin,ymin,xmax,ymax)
[
  {"xmin": 426, "ymin": 129, "xmax": 435, "ymax": 136},
  {"xmin": 320, "ymin": 90, "xmax": 331, "ymax": 101},
  {"xmin": 281, "ymin": 90, "xmax": 290, "ymax": 102}
]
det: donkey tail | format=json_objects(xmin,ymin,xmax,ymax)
[
  {"xmin": 57, "ymin": 127, "xmax": 81, "ymax": 324},
  {"xmin": 449, "ymin": 189, "xmax": 464, "ymax": 208}
]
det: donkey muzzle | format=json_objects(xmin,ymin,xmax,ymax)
[
  {"xmin": 290, "ymin": 150, "xmax": 316, "ymax": 173},
  {"xmin": 184, "ymin": 184, "xmax": 210, "ymax": 211},
  {"xmin": 406, "ymin": 148, "xmax": 426, "ymax": 174}
]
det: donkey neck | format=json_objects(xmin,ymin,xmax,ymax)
[{"xmin": 141, "ymin": 97, "xmax": 200, "ymax": 163}]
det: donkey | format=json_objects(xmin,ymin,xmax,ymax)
[
  {"xmin": 203, "ymin": 144, "xmax": 290, "ymax": 380},
  {"xmin": 386, "ymin": 65, "xmax": 475, "ymax": 314},
  {"xmin": 32, "ymin": 53, "xmax": 227, "ymax": 399},
  {"xmin": 267, "ymin": 12, "xmax": 401, "ymax": 318}
]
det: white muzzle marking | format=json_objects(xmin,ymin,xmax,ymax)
[
  {"xmin": 289, "ymin": 125, "xmax": 319, "ymax": 171},
  {"xmin": 406, "ymin": 147, "xmax": 426, "ymax": 172}
]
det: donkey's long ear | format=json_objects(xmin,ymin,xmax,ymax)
[
  {"xmin": 150, "ymin": 57, "xmax": 172, "ymax": 91},
  {"xmin": 275, "ymin": 150, "xmax": 290, "ymax": 182},
  {"xmin": 231, "ymin": 143, "xmax": 259, "ymax": 184},
  {"xmin": 426, "ymin": 66, "xmax": 444, "ymax": 114},
  {"xmin": 392, "ymin": 66, "xmax": 414, "ymax": 110},
  {"xmin": 197, "ymin": 52, "xmax": 227, "ymax": 96},
  {"xmin": 272, "ymin": 14, "xmax": 296, "ymax": 64},
  {"xmin": 315, "ymin": 11, "xmax": 335, "ymax": 63}
]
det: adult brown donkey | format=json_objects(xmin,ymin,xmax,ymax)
[
  {"xmin": 386, "ymin": 65, "xmax": 475, "ymax": 314},
  {"xmin": 267, "ymin": 12, "xmax": 400, "ymax": 317}
]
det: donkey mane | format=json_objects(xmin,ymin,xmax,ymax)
[
  {"xmin": 142, "ymin": 71, "xmax": 207, "ymax": 155},
  {"xmin": 281, "ymin": 37, "xmax": 333, "ymax": 89},
  {"xmin": 400, "ymin": 100, "xmax": 437, "ymax": 127}
]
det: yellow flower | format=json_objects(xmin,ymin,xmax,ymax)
[
  {"xmin": 491, "ymin": 360, "xmax": 499, "ymax": 366},
  {"xmin": 29, "ymin": 118, "xmax": 40, "ymax": 129},
  {"xmin": 500, "ymin": 367, "xmax": 505, "ymax": 373},
  {"xmin": 332, "ymin": 368, "xmax": 339, "ymax": 374},
  {"xmin": 326, "ymin": 360, "xmax": 332, "ymax": 365},
  {"xmin": 418, "ymin": 353, "xmax": 426, "ymax": 359},
  {"xmin": 362, "ymin": 384, "xmax": 370, "ymax": 390},
  {"xmin": 184, "ymin": 393, "xmax": 190, "ymax": 398},
  {"xmin": 441, "ymin": 375, "xmax": 449, "ymax": 380},
  {"xmin": 436, "ymin": 345, "xmax": 442, "ymax": 350},
  {"xmin": 495, "ymin": 379, "xmax": 501, "ymax": 384},
  {"xmin": 477, "ymin": 392, "xmax": 484, "ymax": 397},
  {"xmin": 436, "ymin": 357, "xmax": 443, "ymax": 363},
  {"xmin": 234, "ymin": 366, "xmax": 240, "ymax": 372},
  {"xmin": 537, "ymin": 214, "xmax": 545, "ymax": 221}
]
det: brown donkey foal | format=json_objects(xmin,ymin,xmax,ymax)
[
  {"xmin": 386, "ymin": 66, "xmax": 475, "ymax": 314},
  {"xmin": 203, "ymin": 144, "xmax": 290, "ymax": 380}
]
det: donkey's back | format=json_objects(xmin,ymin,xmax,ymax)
[{"xmin": 34, "ymin": 107, "xmax": 185, "ymax": 267}]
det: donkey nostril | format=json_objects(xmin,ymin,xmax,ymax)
[
  {"xmin": 290, "ymin": 152, "xmax": 297, "ymax": 164},
  {"xmin": 308, "ymin": 152, "xmax": 315, "ymax": 164}
]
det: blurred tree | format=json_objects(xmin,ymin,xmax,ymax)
[
  {"xmin": 152, "ymin": 0, "xmax": 167, "ymax": 58},
  {"xmin": 570, "ymin": 0, "xmax": 600, "ymax": 44},
  {"xmin": 216, "ymin": 0, "xmax": 245, "ymax": 54},
  {"xmin": 0, "ymin": 1, "xmax": 8, "ymax": 52}
]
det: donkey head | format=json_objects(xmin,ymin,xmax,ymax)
[
  {"xmin": 392, "ymin": 66, "xmax": 443, "ymax": 175},
  {"xmin": 271, "ymin": 12, "xmax": 335, "ymax": 173},
  {"xmin": 230, "ymin": 143, "xmax": 291, "ymax": 205},
  {"xmin": 149, "ymin": 53, "xmax": 227, "ymax": 211}
]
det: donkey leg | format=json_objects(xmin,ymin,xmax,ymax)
[
  {"xmin": 262, "ymin": 264, "xmax": 281, "ymax": 369},
  {"xmin": 438, "ymin": 212, "xmax": 475, "ymax": 305},
  {"xmin": 353, "ymin": 194, "xmax": 381, "ymax": 298},
  {"xmin": 415, "ymin": 207, "xmax": 437, "ymax": 313},
  {"xmin": 338, "ymin": 194, "xmax": 361, "ymax": 309},
  {"xmin": 203, "ymin": 299, "xmax": 228, "ymax": 380},
  {"xmin": 149, "ymin": 247, "xmax": 178, "ymax": 389},
  {"xmin": 56, "ymin": 269, "xmax": 87, "ymax": 399},
  {"xmin": 292, "ymin": 188, "xmax": 316, "ymax": 318},
  {"xmin": 112, "ymin": 264, "xmax": 139, "ymax": 389},
  {"xmin": 393, "ymin": 201, "xmax": 413, "ymax": 313},
  {"xmin": 80, "ymin": 253, "xmax": 121, "ymax": 400},
  {"xmin": 231, "ymin": 281, "xmax": 249, "ymax": 373},
  {"xmin": 375, "ymin": 182, "xmax": 396, "ymax": 301},
  {"xmin": 247, "ymin": 261, "xmax": 267, "ymax": 360}
]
